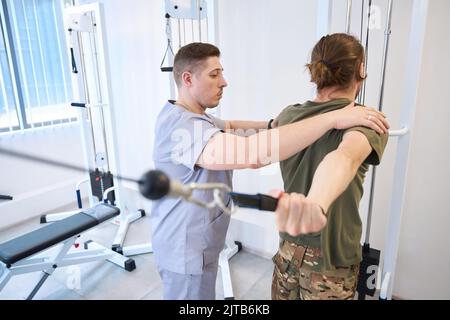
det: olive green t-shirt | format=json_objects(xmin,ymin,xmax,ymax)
[{"xmin": 277, "ymin": 99, "xmax": 388, "ymax": 270}]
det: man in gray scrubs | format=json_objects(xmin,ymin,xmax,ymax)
[{"xmin": 152, "ymin": 43, "xmax": 389, "ymax": 300}]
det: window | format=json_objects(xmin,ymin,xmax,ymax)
[{"xmin": 0, "ymin": 0, "xmax": 76, "ymax": 133}]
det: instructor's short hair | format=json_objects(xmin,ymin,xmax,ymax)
[{"xmin": 173, "ymin": 42, "xmax": 221, "ymax": 87}]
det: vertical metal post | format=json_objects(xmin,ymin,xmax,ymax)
[
  {"xmin": 167, "ymin": 17, "xmax": 176, "ymax": 99},
  {"xmin": 91, "ymin": 12, "xmax": 111, "ymax": 172},
  {"xmin": 360, "ymin": 0, "xmax": 365, "ymax": 42},
  {"xmin": 380, "ymin": 0, "xmax": 429, "ymax": 300},
  {"xmin": 378, "ymin": 0, "xmax": 394, "ymax": 112},
  {"xmin": 365, "ymin": 0, "xmax": 394, "ymax": 244},
  {"xmin": 183, "ymin": 19, "xmax": 186, "ymax": 45},
  {"xmin": 197, "ymin": 0, "xmax": 202, "ymax": 42},
  {"xmin": 177, "ymin": 18, "xmax": 181, "ymax": 48},
  {"xmin": 358, "ymin": 0, "xmax": 372, "ymax": 109},
  {"xmin": 191, "ymin": 16, "xmax": 194, "ymax": 41},
  {"xmin": 345, "ymin": 0, "xmax": 353, "ymax": 33},
  {"xmin": 77, "ymin": 31, "xmax": 98, "ymax": 161}
]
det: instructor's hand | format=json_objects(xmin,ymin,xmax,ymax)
[
  {"xmin": 331, "ymin": 102, "xmax": 390, "ymax": 134},
  {"xmin": 268, "ymin": 190, "xmax": 328, "ymax": 237}
]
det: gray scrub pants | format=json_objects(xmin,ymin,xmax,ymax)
[{"xmin": 158, "ymin": 262, "xmax": 219, "ymax": 300}]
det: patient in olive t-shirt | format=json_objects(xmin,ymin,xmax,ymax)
[{"xmin": 277, "ymin": 98, "xmax": 388, "ymax": 270}]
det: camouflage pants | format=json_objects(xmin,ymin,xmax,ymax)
[{"xmin": 271, "ymin": 240, "xmax": 359, "ymax": 300}]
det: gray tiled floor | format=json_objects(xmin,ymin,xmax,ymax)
[{"xmin": 0, "ymin": 205, "xmax": 273, "ymax": 300}]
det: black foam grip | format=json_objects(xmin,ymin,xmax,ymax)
[
  {"xmin": 76, "ymin": 190, "xmax": 82, "ymax": 209},
  {"xmin": 161, "ymin": 67, "xmax": 173, "ymax": 72},
  {"xmin": 70, "ymin": 47, "xmax": 78, "ymax": 74},
  {"xmin": 71, "ymin": 102, "xmax": 86, "ymax": 108},
  {"xmin": 258, "ymin": 194, "xmax": 279, "ymax": 212}
]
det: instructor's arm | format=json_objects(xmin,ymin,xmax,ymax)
[{"xmin": 197, "ymin": 106, "xmax": 389, "ymax": 170}]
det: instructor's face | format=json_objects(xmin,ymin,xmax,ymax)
[{"xmin": 191, "ymin": 56, "xmax": 228, "ymax": 109}]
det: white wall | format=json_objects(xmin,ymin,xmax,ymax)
[
  {"xmin": 0, "ymin": 125, "xmax": 87, "ymax": 228},
  {"xmin": 219, "ymin": 0, "xmax": 320, "ymax": 257}
]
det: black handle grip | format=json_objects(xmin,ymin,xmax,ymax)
[
  {"xmin": 76, "ymin": 190, "xmax": 82, "ymax": 209},
  {"xmin": 70, "ymin": 47, "xmax": 78, "ymax": 74},
  {"xmin": 71, "ymin": 102, "xmax": 87, "ymax": 108},
  {"xmin": 0, "ymin": 195, "xmax": 13, "ymax": 201},
  {"xmin": 229, "ymin": 192, "xmax": 279, "ymax": 212},
  {"xmin": 258, "ymin": 194, "xmax": 279, "ymax": 212},
  {"xmin": 161, "ymin": 67, "xmax": 173, "ymax": 72}
]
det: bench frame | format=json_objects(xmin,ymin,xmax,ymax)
[{"xmin": 0, "ymin": 235, "xmax": 135, "ymax": 300}]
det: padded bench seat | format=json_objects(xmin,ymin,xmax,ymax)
[{"xmin": 0, "ymin": 204, "xmax": 119, "ymax": 265}]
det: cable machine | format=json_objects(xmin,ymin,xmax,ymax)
[
  {"xmin": 356, "ymin": 0, "xmax": 392, "ymax": 300},
  {"xmin": 41, "ymin": 3, "xmax": 153, "ymax": 260},
  {"xmin": 346, "ymin": 0, "xmax": 429, "ymax": 300},
  {"xmin": 379, "ymin": 0, "xmax": 429, "ymax": 300}
]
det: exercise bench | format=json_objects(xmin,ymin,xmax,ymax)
[{"xmin": 0, "ymin": 203, "xmax": 136, "ymax": 300}]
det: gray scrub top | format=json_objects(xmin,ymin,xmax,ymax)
[{"xmin": 152, "ymin": 101, "xmax": 233, "ymax": 275}]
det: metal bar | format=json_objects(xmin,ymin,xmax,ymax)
[
  {"xmin": 90, "ymin": 12, "xmax": 111, "ymax": 172},
  {"xmin": 191, "ymin": 16, "xmax": 194, "ymax": 42},
  {"xmin": 197, "ymin": 0, "xmax": 201, "ymax": 42},
  {"xmin": 205, "ymin": 10, "xmax": 209, "ymax": 43},
  {"xmin": 77, "ymin": 30, "xmax": 98, "ymax": 157},
  {"xmin": 177, "ymin": 18, "xmax": 181, "ymax": 48},
  {"xmin": 0, "ymin": 267, "xmax": 12, "ymax": 291},
  {"xmin": 345, "ymin": 0, "xmax": 353, "ymax": 33},
  {"xmin": 389, "ymin": 127, "xmax": 409, "ymax": 137},
  {"xmin": 364, "ymin": 166, "xmax": 377, "ymax": 243},
  {"xmin": 358, "ymin": 0, "xmax": 372, "ymax": 105},
  {"xmin": 167, "ymin": 16, "xmax": 176, "ymax": 99},
  {"xmin": 8, "ymin": 257, "xmax": 47, "ymax": 267},
  {"xmin": 364, "ymin": 0, "xmax": 394, "ymax": 244},
  {"xmin": 26, "ymin": 237, "xmax": 77, "ymax": 299},
  {"xmin": 56, "ymin": 251, "xmax": 112, "ymax": 266},
  {"xmin": 377, "ymin": 0, "xmax": 394, "ymax": 112},
  {"xmin": 380, "ymin": 0, "xmax": 429, "ymax": 300},
  {"xmin": 360, "ymin": 0, "xmax": 365, "ymax": 41},
  {"xmin": 26, "ymin": 272, "xmax": 50, "ymax": 300},
  {"xmin": 77, "ymin": 32, "xmax": 91, "ymax": 109},
  {"xmin": 183, "ymin": 19, "xmax": 186, "ymax": 45}
]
